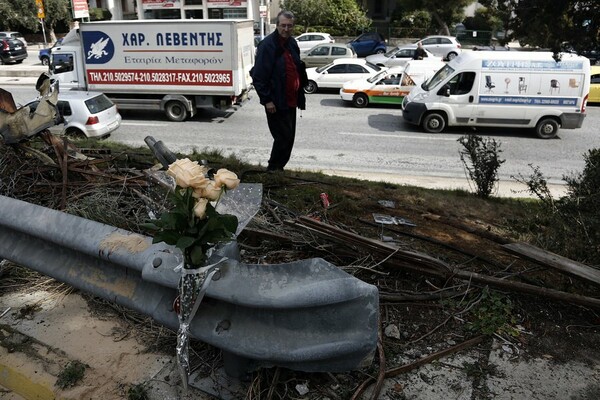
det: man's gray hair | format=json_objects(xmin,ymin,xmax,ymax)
[{"xmin": 277, "ymin": 10, "xmax": 295, "ymax": 24}]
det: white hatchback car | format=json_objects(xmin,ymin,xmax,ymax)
[
  {"xmin": 304, "ymin": 58, "xmax": 384, "ymax": 94},
  {"xmin": 416, "ymin": 36, "xmax": 462, "ymax": 60},
  {"xmin": 366, "ymin": 45, "xmax": 440, "ymax": 67},
  {"xmin": 301, "ymin": 43, "xmax": 356, "ymax": 68},
  {"xmin": 26, "ymin": 91, "xmax": 122, "ymax": 138},
  {"xmin": 295, "ymin": 32, "xmax": 334, "ymax": 53}
]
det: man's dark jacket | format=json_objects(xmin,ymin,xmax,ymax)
[{"xmin": 252, "ymin": 30, "xmax": 307, "ymax": 111}]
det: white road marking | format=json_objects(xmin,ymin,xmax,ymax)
[
  {"xmin": 338, "ymin": 132, "xmax": 457, "ymax": 141},
  {"xmin": 121, "ymin": 122, "xmax": 170, "ymax": 127}
]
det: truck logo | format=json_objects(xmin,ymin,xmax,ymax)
[
  {"xmin": 88, "ymin": 37, "xmax": 109, "ymax": 60},
  {"xmin": 81, "ymin": 31, "xmax": 115, "ymax": 64}
]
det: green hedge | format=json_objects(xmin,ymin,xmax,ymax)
[{"xmin": 89, "ymin": 8, "xmax": 112, "ymax": 21}]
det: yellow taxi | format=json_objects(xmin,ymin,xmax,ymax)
[{"xmin": 590, "ymin": 65, "xmax": 600, "ymax": 103}]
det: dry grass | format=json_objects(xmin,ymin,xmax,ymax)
[{"xmin": 1, "ymin": 137, "xmax": 599, "ymax": 399}]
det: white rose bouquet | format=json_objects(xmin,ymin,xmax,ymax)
[
  {"xmin": 143, "ymin": 158, "xmax": 240, "ymax": 267},
  {"xmin": 142, "ymin": 158, "xmax": 241, "ymax": 387}
]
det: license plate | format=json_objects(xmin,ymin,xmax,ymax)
[{"xmin": 14, "ymin": 46, "xmax": 21, "ymax": 50}]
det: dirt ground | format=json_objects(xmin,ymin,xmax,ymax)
[{"xmin": 1, "ymin": 144, "xmax": 600, "ymax": 399}]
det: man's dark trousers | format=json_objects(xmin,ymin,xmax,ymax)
[{"xmin": 266, "ymin": 108, "xmax": 296, "ymax": 171}]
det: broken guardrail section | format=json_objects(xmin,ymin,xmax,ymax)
[{"xmin": 0, "ymin": 192, "xmax": 378, "ymax": 377}]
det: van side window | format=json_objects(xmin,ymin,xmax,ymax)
[
  {"xmin": 592, "ymin": 74, "xmax": 600, "ymax": 84},
  {"xmin": 448, "ymin": 72, "xmax": 476, "ymax": 95}
]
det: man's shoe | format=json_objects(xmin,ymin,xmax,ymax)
[{"xmin": 266, "ymin": 166, "xmax": 284, "ymax": 173}]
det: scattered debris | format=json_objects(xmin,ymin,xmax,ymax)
[
  {"xmin": 377, "ymin": 200, "xmax": 395, "ymax": 208},
  {"xmin": 384, "ymin": 324, "xmax": 401, "ymax": 339},
  {"xmin": 373, "ymin": 213, "xmax": 416, "ymax": 226},
  {"xmin": 295, "ymin": 383, "xmax": 309, "ymax": 396}
]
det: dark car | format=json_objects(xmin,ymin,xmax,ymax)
[
  {"xmin": 348, "ymin": 32, "xmax": 386, "ymax": 57},
  {"xmin": 38, "ymin": 38, "xmax": 64, "ymax": 66},
  {"xmin": 0, "ymin": 38, "xmax": 27, "ymax": 65},
  {"xmin": 579, "ymin": 49, "xmax": 599, "ymax": 65}
]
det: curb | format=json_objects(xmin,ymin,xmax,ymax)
[{"xmin": 0, "ymin": 67, "xmax": 47, "ymax": 78}]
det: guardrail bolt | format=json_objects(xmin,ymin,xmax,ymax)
[
  {"xmin": 212, "ymin": 269, "xmax": 222, "ymax": 281},
  {"xmin": 216, "ymin": 319, "xmax": 231, "ymax": 333}
]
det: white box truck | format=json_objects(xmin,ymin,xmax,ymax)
[
  {"xmin": 50, "ymin": 19, "xmax": 255, "ymax": 121},
  {"xmin": 402, "ymin": 51, "xmax": 591, "ymax": 138}
]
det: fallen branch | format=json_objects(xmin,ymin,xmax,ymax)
[
  {"xmin": 422, "ymin": 213, "xmax": 512, "ymax": 245},
  {"xmin": 292, "ymin": 217, "xmax": 600, "ymax": 309},
  {"xmin": 351, "ymin": 335, "xmax": 486, "ymax": 399},
  {"xmin": 503, "ymin": 242, "xmax": 600, "ymax": 287}
]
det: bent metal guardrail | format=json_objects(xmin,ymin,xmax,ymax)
[{"xmin": 0, "ymin": 194, "xmax": 379, "ymax": 377}]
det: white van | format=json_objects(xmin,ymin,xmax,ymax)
[{"xmin": 402, "ymin": 51, "xmax": 591, "ymax": 138}]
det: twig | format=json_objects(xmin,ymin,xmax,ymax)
[
  {"xmin": 0, "ymin": 307, "xmax": 11, "ymax": 319},
  {"xmin": 369, "ymin": 321, "xmax": 386, "ymax": 400},
  {"xmin": 406, "ymin": 315, "xmax": 453, "ymax": 345},
  {"xmin": 351, "ymin": 335, "xmax": 486, "ymax": 399},
  {"xmin": 379, "ymin": 290, "xmax": 468, "ymax": 303},
  {"xmin": 266, "ymin": 367, "xmax": 280, "ymax": 400}
]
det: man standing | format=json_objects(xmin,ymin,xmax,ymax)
[
  {"xmin": 413, "ymin": 42, "xmax": 428, "ymax": 60},
  {"xmin": 252, "ymin": 10, "xmax": 307, "ymax": 172}
]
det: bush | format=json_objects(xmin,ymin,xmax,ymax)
[
  {"xmin": 89, "ymin": 8, "xmax": 112, "ymax": 21},
  {"xmin": 513, "ymin": 149, "xmax": 600, "ymax": 264},
  {"xmin": 458, "ymin": 135, "xmax": 505, "ymax": 198}
]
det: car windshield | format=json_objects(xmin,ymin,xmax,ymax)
[
  {"xmin": 368, "ymin": 70, "xmax": 388, "ymax": 83},
  {"xmin": 384, "ymin": 47, "xmax": 399, "ymax": 57},
  {"xmin": 366, "ymin": 61, "xmax": 382, "ymax": 71},
  {"xmin": 422, "ymin": 64, "xmax": 455, "ymax": 90},
  {"xmin": 316, "ymin": 63, "xmax": 333, "ymax": 73}
]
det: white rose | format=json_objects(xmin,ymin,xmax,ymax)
[
  {"xmin": 167, "ymin": 158, "xmax": 208, "ymax": 189},
  {"xmin": 202, "ymin": 181, "xmax": 223, "ymax": 201},
  {"xmin": 193, "ymin": 198, "xmax": 208, "ymax": 219},
  {"xmin": 213, "ymin": 168, "xmax": 240, "ymax": 190}
]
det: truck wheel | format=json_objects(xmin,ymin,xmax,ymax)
[
  {"xmin": 304, "ymin": 80, "xmax": 318, "ymax": 94},
  {"xmin": 422, "ymin": 112, "xmax": 446, "ymax": 133},
  {"xmin": 41, "ymin": 56, "xmax": 49, "ymax": 66},
  {"xmin": 447, "ymin": 52, "xmax": 458, "ymax": 61},
  {"xmin": 352, "ymin": 93, "xmax": 369, "ymax": 108},
  {"xmin": 535, "ymin": 118, "xmax": 559, "ymax": 139},
  {"xmin": 165, "ymin": 101, "xmax": 188, "ymax": 122}
]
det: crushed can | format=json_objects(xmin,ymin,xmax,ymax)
[{"xmin": 320, "ymin": 192, "xmax": 330, "ymax": 209}]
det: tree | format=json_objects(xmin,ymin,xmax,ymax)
[
  {"xmin": 0, "ymin": 0, "xmax": 38, "ymax": 32},
  {"xmin": 284, "ymin": 0, "xmax": 370, "ymax": 35},
  {"xmin": 0, "ymin": 0, "xmax": 71, "ymax": 42},
  {"xmin": 398, "ymin": 0, "xmax": 472, "ymax": 35},
  {"xmin": 394, "ymin": 10, "xmax": 432, "ymax": 38},
  {"xmin": 509, "ymin": 0, "xmax": 600, "ymax": 55},
  {"xmin": 328, "ymin": 0, "xmax": 371, "ymax": 35},
  {"xmin": 43, "ymin": 0, "xmax": 73, "ymax": 42},
  {"xmin": 463, "ymin": 7, "xmax": 503, "ymax": 32},
  {"xmin": 476, "ymin": 0, "xmax": 517, "ymax": 46},
  {"xmin": 284, "ymin": 0, "xmax": 332, "ymax": 32}
]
